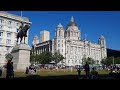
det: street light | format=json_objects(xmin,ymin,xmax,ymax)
[{"xmin": 113, "ymin": 56, "xmax": 114, "ymax": 65}]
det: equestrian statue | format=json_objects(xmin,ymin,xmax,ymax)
[{"xmin": 16, "ymin": 22, "xmax": 30, "ymax": 44}]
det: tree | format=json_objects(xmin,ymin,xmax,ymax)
[
  {"xmin": 101, "ymin": 57, "xmax": 120, "ymax": 65},
  {"xmin": 30, "ymin": 52, "xmax": 53, "ymax": 64},
  {"xmin": 115, "ymin": 57, "xmax": 120, "ymax": 64},
  {"xmin": 42, "ymin": 52, "xmax": 53, "ymax": 64},
  {"xmin": 30, "ymin": 54, "xmax": 35, "ymax": 63},
  {"xmin": 52, "ymin": 52, "xmax": 65, "ymax": 65},
  {"xmin": 86, "ymin": 57, "xmax": 95, "ymax": 65},
  {"xmin": 38, "ymin": 52, "xmax": 53, "ymax": 64},
  {"xmin": 96, "ymin": 60, "xmax": 99, "ymax": 65},
  {"xmin": 101, "ymin": 58, "xmax": 107, "ymax": 65},
  {"xmin": 82, "ymin": 55, "xmax": 87, "ymax": 64}
]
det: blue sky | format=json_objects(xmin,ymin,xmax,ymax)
[{"xmin": 8, "ymin": 11, "xmax": 120, "ymax": 50}]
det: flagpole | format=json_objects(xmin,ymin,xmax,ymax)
[
  {"xmin": 84, "ymin": 33, "xmax": 86, "ymax": 40},
  {"xmin": 21, "ymin": 11, "xmax": 22, "ymax": 17}
]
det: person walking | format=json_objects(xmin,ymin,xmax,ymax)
[
  {"xmin": 77, "ymin": 67, "xmax": 81, "ymax": 78},
  {"xmin": 84, "ymin": 62, "xmax": 90, "ymax": 79},
  {"xmin": 0, "ymin": 67, "xmax": 2, "ymax": 77},
  {"xmin": 6, "ymin": 61, "xmax": 14, "ymax": 78}
]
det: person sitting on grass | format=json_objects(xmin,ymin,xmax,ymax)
[{"xmin": 90, "ymin": 67, "xmax": 98, "ymax": 79}]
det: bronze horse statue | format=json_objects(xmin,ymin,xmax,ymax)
[{"xmin": 16, "ymin": 24, "xmax": 30, "ymax": 44}]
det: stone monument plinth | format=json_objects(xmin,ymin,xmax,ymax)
[{"xmin": 11, "ymin": 44, "xmax": 31, "ymax": 71}]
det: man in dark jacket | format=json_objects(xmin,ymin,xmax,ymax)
[
  {"xmin": 6, "ymin": 60, "xmax": 14, "ymax": 78},
  {"xmin": 77, "ymin": 67, "xmax": 81, "ymax": 78},
  {"xmin": 84, "ymin": 62, "xmax": 90, "ymax": 79},
  {"xmin": 0, "ymin": 67, "xmax": 2, "ymax": 77}
]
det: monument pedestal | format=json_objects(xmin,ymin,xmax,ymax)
[{"xmin": 11, "ymin": 44, "xmax": 31, "ymax": 71}]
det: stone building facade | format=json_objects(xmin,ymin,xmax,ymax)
[{"xmin": 0, "ymin": 11, "xmax": 31, "ymax": 66}]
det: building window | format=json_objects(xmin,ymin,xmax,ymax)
[
  {"xmin": 58, "ymin": 44, "xmax": 60, "ymax": 47},
  {"xmin": 0, "ymin": 25, "xmax": 3, "ymax": 29},
  {"xmin": 58, "ymin": 49, "xmax": 60, "ymax": 52},
  {"xmin": 6, "ymin": 39, "xmax": 11, "ymax": 45},
  {"xmin": 62, "ymin": 49, "xmax": 63, "ymax": 52},
  {"xmin": 62, "ymin": 44, "xmax": 63, "ymax": 47},
  {"xmin": 68, "ymin": 60, "xmax": 70, "ymax": 63},
  {"xmin": 0, "ymin": 19, "xmax": 3, "ymax": 23},
  {"xmin": 8, "ymin": 21, "xmax": 12, "ymax": 25},
  {"xmin": 67, "ymin": 46, "xmax": 69, "ymax": 48},
  {"xmin": 0, "ymin": 32, "xmax": 3, "ymax": 36},
  {"xmin": 72, "ymin": 60, "xmax": 73, "ymax": 63},
  {"xmin": 0, "ymin": 38, "xmax": 2, "ymax": 44},
  {"xmin": 75, "ymin": 60, "xmax": 77, "ymax": 63},
  {"xmin": 58, "ymin": 40, "xmax": 60, "ymax": 42},
  {"xmin": 6, "ymin": 47, "xmax": 9, "ymax": 51},
  {"xmin": 8, "ymin": 27, "xmax": 12, "ymax": 31},
  {"xmin": 59, "ymin": 30, "xmax": 60, "ymax": 36},
  {"xmin": 16, "ymin": 23, "xmax": 19, "ymax": 27},
  {"xmin": 7, "ymin": 33, "xmax": 11, "ymax": 38},
  {"xmin": 62, "ymin": 40, "xmax": 63, "ymax": 42},
  {"xmin": 75, "ymin": 56, "xmax": 77, "ymax": 59},
  {"xmin": 67, "ymin": 50, "xmax": 68, "ymax": 53}
]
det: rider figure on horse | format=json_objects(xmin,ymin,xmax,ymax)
[
  {"xmin": 16, "ymin": 22, "xmax": 29, "ymax": 44},
  {"xmin": 17, "ymin": 22, "xmax": 24, "ymax": 33}
]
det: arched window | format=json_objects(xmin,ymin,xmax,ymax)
[
  {"xmin": 68, "ymin": 60, "xmax": 70, "ymax": 63},
  {"xmin": 59, "ymin": 30, "xmax": 60, "ymax": 36},
  {"xmin": 75, "ymin": 60, "xmax": 77, "ymax": 63},
  {"xmin": 0, "ymin": 25, "xmax": 3, "ymax": 29},
  {"xmin": 68, "ymin": 31, "xmax": 70, "ymax": 37},
  {"xmin": 58, "ymin": 44, "xmax": 60, "ymax": 47},
  {"xmin": 71, "ymin": 31, "xmax": 73, "ymax": 36},
  {"xmin": 0, "ymin": 19, "xmax": 3, "ymax": 23},
  {"xmin": 8, "ymin": 21, "xmax": 12, "ymax": 25}
]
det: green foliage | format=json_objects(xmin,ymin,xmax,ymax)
[
  {"xmin": 30, "ymin": 51, "xmax": 65, "ymax": 65},
  {"xmin": 101, "ymin": 57, "xmax": 120, "ymax": 65},
  {"xmin": 86, "ymin": 57, "xmax": 95, "ymax": 64},
  {"xmin": 52, "ymin": 52, "xmax": 65, "ymax": 64},
  {"xmin": 30, "ymin": 54, "xmax": 35, "ymax": 63},
  {"xmin": 30, "ymin": 52, "xmax": 53, "ymax": 64},
  {"xmin": 40, "ymin": 52, "xmax": 53, "ymax": 64},
  {"xmin": 82, "ymin": 56, "xmax": 95, "ymax": 65}
]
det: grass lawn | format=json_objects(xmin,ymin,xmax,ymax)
[{"xmin": 0, "ymin": 69, "xmax": 111, "ymax": 79}]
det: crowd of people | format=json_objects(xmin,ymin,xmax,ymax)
[
  {"xmin": 25, "ymin": 64, "xmax": 37, "ymax": 74},
  {"xmin": 1, "ymin": 60, "xmax": 120, "ymax": 79},
  {"xmin": 76, "ymin": 62, "xmax": 120, "ymax": 79}
]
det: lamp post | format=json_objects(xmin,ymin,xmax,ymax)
[{"xmin": 113, "ymin": 56, "xmax": 114, "ymax": 65}]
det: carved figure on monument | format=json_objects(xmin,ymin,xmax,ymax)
[{"xmin": 16, "ymin": 22, "xmax": 30, "ymax": 44}]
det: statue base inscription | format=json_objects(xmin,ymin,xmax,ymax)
[{"xmin": 11, "ymin": 44, "xmax": 31, "ymax": 71}]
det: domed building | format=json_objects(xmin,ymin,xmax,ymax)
[
  {"xmin": 32, "ymin": 16, "xmax": 107, "ymax": 66},
  {"xmin": 53, "ymin": 16, "xmax": 107, "ymax": 66}
]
